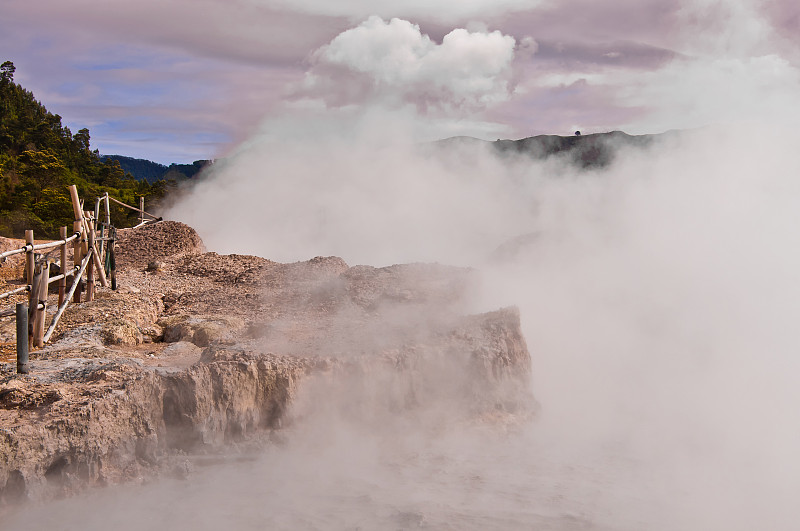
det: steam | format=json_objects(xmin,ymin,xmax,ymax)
[
  {"xmin": 11, "ymin": 4, "xmax": 800, "ymax": 530},
  {"xmin": 167, "ymin": 111, "xmax": 531, "ymax": 265},
  {"xmin": 163, "ymin": 111, "xmax": 800, "ymax": 530},
  {"xmin": 485, "ymin": 125, "xmax": 800, "ymax": 529},
  {"xmin": 163, "ymin": 116, "xmax": 800, "ymax": 531},
  {"xmin": 159, "ymin": 9, "xmax": 800, "ymax": 523}
]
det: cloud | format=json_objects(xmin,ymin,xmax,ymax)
[
  {"xmin": 4, "ymin": 0, "xmax": 349, "ymax": 66},
  {"xmin": 620, "ymin": 53, "xmax": 800, "ymax": 134},
  {"xmin": 256, "ymin": 0, "xmax": 544, "ymax": 24},
  {"xmin": 615, "ymin": 0, "xmax": 800, "ymax": 133},
  {"xmin": 294, "ymin": 16, "xmax": 517, "ymax": 114},
  {"xmin": 494, "ymin": 0, "xmax": 683, "ymax": 49},
  {"xmin": 762, "ymin": 0, "xmax": 800, "ymax": 49}
]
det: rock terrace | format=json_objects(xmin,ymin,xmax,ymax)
[{"xmin": 0, "ymin": 221, "xmax": 534, "ymax": 504}]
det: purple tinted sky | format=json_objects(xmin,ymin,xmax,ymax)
[{"xmin": 2, "ymin": 0, "xmax": 798, "ymax": 164}]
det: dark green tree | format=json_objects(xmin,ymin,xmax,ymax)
[{"xmin": 0, "ymin": 61, "xmax": 14, "ymax": 82}]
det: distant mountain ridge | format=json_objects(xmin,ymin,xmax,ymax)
[
  {"xmin": 100, "ymin": 155, "xmax": 211, "ymax": 183},
  {"xmin": 493, "ymin": 130, "xmax": 664, "ymax": 168},
  {"xmin": 438, "ymin": 130, "xmax": 670, "ymax": 169}
]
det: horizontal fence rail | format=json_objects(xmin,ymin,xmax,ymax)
[
  {"xmin": 107, "ymin": 195, "xmax": 161, "ymax": 223},
  {"xmin": 0, "ymin": 185, "xmax": 160, "ymax": 372},
  {"xmin": 0, "ymin": 233, "xmax": 78, "ymax": 262},
  {"xmin": 0, "ymin": 285, "xmax": 29, "ymax": 301}
]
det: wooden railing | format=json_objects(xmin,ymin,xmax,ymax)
[
  {"xmin": 0, "ymin": 185, "xmax": 156, "ymax": 373},
  {"xmin": 104, "ymin": 193, "xmax": 161, "ymax": 228}
]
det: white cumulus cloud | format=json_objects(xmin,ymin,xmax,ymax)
[{"xmin": 295, "ymin": 16, "xmax": 517, "ymax": 114}]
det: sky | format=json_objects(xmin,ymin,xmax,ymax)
[{"xmin": 2, "ymin": 0, "xmax": 799, "ymax": 164}]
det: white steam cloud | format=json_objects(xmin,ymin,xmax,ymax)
[
  {"xmin": 160, "ymin": 105, "xmax": 800, "ymax": 530},
  {"xmin": 295, "ymin": 16, "xmax": 517, "ymax": 113},
  {"xmin": 19, "ymin": 121, "xmax": 800, "ymax": 531},
  {"xmin": 167, "ymin": 108, "xmax": 534, "ymax": 266}
]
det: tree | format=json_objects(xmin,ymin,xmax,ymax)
[
  {"xmin": 0, "ymin": 61, "xmax": 14, "ymax": 83},
  {"xmin": 18, "ymin": 149, "xmax": 67, "ymax": 201},
  {"xmin": 73, "ymin": 128, "xmax": 91, "ymax": 153}
]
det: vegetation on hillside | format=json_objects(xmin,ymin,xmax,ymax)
[
  {"xmin": 101, "ymin": 155, "xmax": 210, "ymax": 184},
  {"xmin": 0, "ymin": 60, "xmax": 171, "ymax": 238}
]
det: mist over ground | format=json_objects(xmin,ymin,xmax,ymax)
[
  {"xmin": 166, "ymin": 117, "xmax": 800, "ymax": 529},
  {"xmin": 12, "ymin": 119, "xmax": 800, "ymax": 530}
]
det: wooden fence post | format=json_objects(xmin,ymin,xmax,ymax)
[
  {"xmin": 139, "ymin": 196, "xmax": 145, "ymax": 225},
  {"xmin": 67, "ymin": 185, "xmax": 108, "ymax": 288},
  {"xmin": 27, "ymin": 267, "xmax": 38, "ymax": 351},
  {"xmin": 104, "ymin": 193, "xmax": 111, "ymax": 227},
  {"xmin": 27, "ymin": 262, "xmax": 48, "ymax": 350},
  {"xmin": 97, "ymin": 212, "xmax": 105, "ymax": 262},
  {"xmin": 86, "ymin": 219, "xmax": 95, "ymax": 302},
  {"xmin": 33, "ymin": 262, "xmax": 49, "ymax": 348},
  {"xmin": 73, "ymin": 220, "xmax": 82, "ymax": 303},
  {"xmin": 24, "ymin": 230, "xmax": 34, "ymax": 285},
  {"xmin": 59, "ymin": 226, "xmax": 67, "ymax": 307}
]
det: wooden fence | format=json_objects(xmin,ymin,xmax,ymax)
[{"xmin": 0, "ymin": 185, "xmax": 159, "ymax": 373}]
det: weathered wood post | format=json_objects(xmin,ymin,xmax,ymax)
[
  {"xmin": 59, "ymin": 226, "xmax": 67, "ymax": 306},
  {"xmin": 67, "ymin": 185, "xmax": 108, "ymax": 288},
  {"xmin": 33, "ymin": 262, "xmax": 49, "ymax": 348},
  {"xmin": 105, "ymin": 193, "xmax": 111, "ymax": 227},
  {"xmin": 16, "ymin": 303, "xmax": 28, "ymax": 374},
  {"xmin": 72, "ymin": 220, "xmax": 83, "ymax": 303},
  {"xmin": 24, "ymin": 230, "xmax": 34, "ymax": 285},
  {"xmin": 84, "ymin": 210, "xmax": 93, "ymax": 252},
  {"xmin": 27, "ymin": 265, "xmax": 40, "ymax": 351},
  {"xmin": 69, "ymin": 185, "xmax": 86, "ymax": 304},
  {"xmin": 27, "ymin": 262, "xmax": 48, "ymax": 350},
  {"xmin": 94, "ymin": 198, "xmax": 104, "ymax": 260},
  {"xmin": 139, "ymin": 196, "xmax": 145, "ymax": 225},
  {"xmin": 86, "ymin": 219, "xmax": 96, "ymax": 302}
]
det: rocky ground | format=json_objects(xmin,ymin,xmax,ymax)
[{"xmin": 0, "ymin": 221, "xmax": 534, "ymax": 505}]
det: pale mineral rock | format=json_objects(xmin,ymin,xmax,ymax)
[{"xmin": 0, "ymin": 221, "xmax": 534, "ymax": 503}]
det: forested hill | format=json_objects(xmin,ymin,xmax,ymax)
[
  {"xmin": 100, "ymin": 155, "xmax": 211, "ymax": 184},
  {"xmin": 0, "ymin": 61, "xmax": 169, "ymax": 238},
  {"xmin": 436, "ymin": 130, "xmax": 665, "ymax": 169}
]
